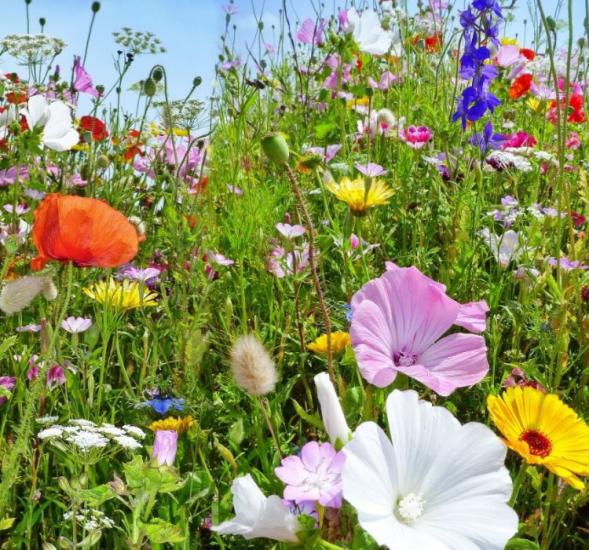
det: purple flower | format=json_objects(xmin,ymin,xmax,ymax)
[
  {"xmin": 350, "ymin": 263, "xmax": 489, "ymax": 395},
  {"xmin": 548, "ymin": 257, "xmax": 588, "ymax": 271},
  {"xmin": 0, "ymin": 376, "xmax": 16, "ymax": 406},
  {"xmin": 220, "ymin": 58, "xmax": 241, "ymax": 71},
  {"xmin": 355, "ymin": 162, "xmax": 386, "ymax": 177},
  {"xmin": 61, "ymin": 316, "xmax": 92, "ymax": 334},
  {"xmin": 47, "ymin": 365, "xmax": 66, "ymax": 387},
  {"xmin": 0, "ymin": 166, "xmax": 29, "ymax": 187},
  {"xmin": 3, "ymin": 203, "xmax": 29, "ymax": 215},
  {"xmin": 118, "ymin": 264, "xmax": 162, "ymax": 284},
  {"xmin": 471, "ymin": 121, "xmax": 505, "ymax": 154},
  {"xmin": 305, "ymin": 144, "xmax": 341, "ymax": 163},
  {"xmin": 222, "ymin": 3, "xmax": 238, "ymax": 15},
  {"xmin": 276, "ymin": 223, "xmax": 306, "ymax": 239},
  {"xmin": 73, "ymin": 56, "xmax": 99, "ymax": 98},
  {"xmin": 152, "ymin": 430, "xmax": 178, "ymax": 466},
  {"xmin": 267, "ymin": 244, "xmax": 310, "ymax": 278},
  {"xmin": 275, "ymin": 441, "xmax": 345, "ymax": 508}
]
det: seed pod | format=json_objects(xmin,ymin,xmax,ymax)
[{"xmin": 261, "ymin": 133, "xmax": 289, "ymax": 164}]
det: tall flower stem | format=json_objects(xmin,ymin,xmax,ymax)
[
  {"xmin": 0, "ymin": 261, "xmax": 74, "ymax": 518},
  {"xmin": 283, "ymin": 164, "xmax": 335, "ymax": 385},
  {"xmin": 258, "ymin": 397, "xmax": 283, "ymax": 460}
]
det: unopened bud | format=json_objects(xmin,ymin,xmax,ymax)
[
  {"xmin": 91, "ymin": 1, "xmax": 101, "ymax": 13},
  {"xmin": 152, "ymin": 67, "xmax": 163, "ymax": 82},
  {"xmin": 96, "ymin": 154, "xmax": 109, "ymax": 169},
  {"xmin": 143, "ymin": 78, "xmax": 156, "ymax": 97},
  {"xmin": 261, "ymin": 133, "xmax": 289, "ymax": 164}
]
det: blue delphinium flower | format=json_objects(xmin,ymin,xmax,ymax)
[{"xmin": 471, "ymin": 121, "xmax": 505, "ymax": 154}]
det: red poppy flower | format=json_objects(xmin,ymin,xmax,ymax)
[
  {"xmin": 520, "ymin": 48, "xmax": 535, "ymax": 61},
  {"xmin": 31, "ymin": 194, "xmax": 140, "ymax": 270},
  {"xmin": 79, "ymin": 116, "xmax": 109, "ymax": 141},
  {"xmin": 508, "ymin": 74, "xmax": 533, "ymax": 99},
  {"xmin": 6, "ymin": 91, "xmax": 27, "ymax": 105}
]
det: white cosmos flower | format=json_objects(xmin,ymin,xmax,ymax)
[
  {"xmin": 213, "ymin": 474, "xmax": 300, "ymax": 543},
  {"xmin": 314, "ymin": 372, "xmax": 351, "ymax": 447},
  {"xmin": 342, "ymin": 390, "xmax": 518, "ymax": 550},
  {"xmin": 347, "ymin": 8, "xmax": 399, "ymax": 56},
  {"xmin": 21, "ymin": 95, "xmax": 79, "ymax": 152},
  {"xmin": 479, "ymin": 228, "xmax": 522, "ymax": 268}
]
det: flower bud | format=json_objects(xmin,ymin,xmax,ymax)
[
  {"xmin": 91, "ymin": 1, "xmax": 101, "ymax": 12},
  {"xmin": 314, "ymin": 372, "xmax": 351, "ymax": 447},
  {"xmin": 152, "ymin": 429, "xmax": 178, "ymax": 466},
  {"xmin": 261, "ymin": 133, "xmax": 289, "ymax": 164},
  {"xmin": 96, "ymin": 154, "xmax": 110, "ymax": 169},
  {"xmin": 152, "ymin": 67, "xmax": 163, "ymax": 82},
  {"xmin": 143, "ymin": 78, "xmax": 157, "ymax": 97}
]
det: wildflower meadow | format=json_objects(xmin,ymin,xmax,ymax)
[{"xmin": 1, "ymin": 0, "xmax": 589, "ymax": 548}]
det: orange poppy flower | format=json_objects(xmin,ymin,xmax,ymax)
[
  {"xmin": 508, "ymin": 73, "xmax": 533, "ymax": 99},
  {"xmin": 31, "ymin": 194, "xmax": 140, "ymax": 270}
]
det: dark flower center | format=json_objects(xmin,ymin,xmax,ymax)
[
  {"xmin": 393, "ymin": 350, "xmax": 418, "ymax": 367},
  {"xmin": 520, "ymin": 430, "xmax": 552, "ymax": 457}
]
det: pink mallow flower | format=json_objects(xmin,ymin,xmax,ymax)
[
  {"xmin": 350, "ymin": 263, "xmax": 489, "ymax": 395},
  {"xmin": 399, "ymin": 125, "xmax": 433, "ymax": 149},
  {"xmin": 73, "ymin": 56, "xmax": 99, "ymax": 98},
  {"xmin": 0, "ymin": 376, "xmax": 16, "ymax": 406},
  {"xmin": 275, "ymin": 441, "xmax": 345, "ymax": 508},
  {"xmin": 152, "ymin": 429, "xmax": 178, "ymax": 466}
]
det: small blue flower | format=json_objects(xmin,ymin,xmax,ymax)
[{"xmin": 146, "ymin": 397, "xmax": 185, "ymax": 415}]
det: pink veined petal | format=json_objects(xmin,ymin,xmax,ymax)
[
  {"xmin": 416, "ymin": 333, "xmax": 489, "ymax": 396},
  {"xmin": 275, "ymin": 456, "xmax": 307, "ymax": 485},
  {"xmin": 455, "ymin": 300, "xmax": 489, "ymax": 333},
  {"xmin": 350, "ymin": 301, "xmax": 397, "ymax": 386},
  {"xmin": 300, "ymin": 441, "xmax": 322, "ymax": 470},
  {"xmin": 384, "ymin": 261, "xmax": 447, "ymax": 292}
]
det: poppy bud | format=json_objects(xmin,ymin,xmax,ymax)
[
  {"xmin": 261, "ymin": 133, "xmax": 289, "ymax": 164},
  {"xmin": 193, "ymin": 76, "xmax": 202, "ymax": 88},
  {"xmin": 39, "ymin": 17, "xmax": 46, "ymax": 26},
  {"xmin": 96, "ymin": 155, "xmax": 109, "ymax": 169},
  {"xmin": 152, "ymin": 67, "xmax": 163, "ymax": 82},
  {"xmin": 91, "ymin": 1, "xmax": 101, "ymax": 12},
  {"xmin": 143, "ymin": 78, "xmax": 156, "ymax": 97}
]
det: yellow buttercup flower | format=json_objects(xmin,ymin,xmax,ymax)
[
  {"xmin": 172, "ymin": 127, "xmax": 189, "ymax": 137},
  {"xmin": 501, "ymin": 37, "xmax": 519, "ymax": 46},
  {"xmin": 326, "ymin": 177, "xmax": 394, "ymax": 215},
  {"xmin": 308, "ymin": 331, "xmax": 351, "ymax": 354},
  {"xmin": 84, "ymin": 278, "xmax": 158, "ymax": 311},
  {"xmin": 149, "ymin": 416, "xmax": 194, "ymax": 433},
  {"xmin": 488, "ymin": 387, "xmax": 589, "ymax": 490}
]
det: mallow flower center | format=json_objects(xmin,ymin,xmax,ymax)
[
  {"xmin": 393, "ymin": 349, "xmax": 418, "ymax": 367},
  {"xmin": 397, "ymin": 493, "xmax": 425, "ymax": 522}
]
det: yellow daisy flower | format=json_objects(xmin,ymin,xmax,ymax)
[
  {"xmin": 83, "ymin": 278, "xmax": 158, "ymax": 311},
  {"xmin": 326, "ymin": 177, "xmax": 394, "ymax": 215},
  {"xmin": 488, "ymin": 386, "xmax": 589, "ymax": 490},
  {"xmin": 149, "ymin": 416, "xmax": 194, "ymax": 433},
  {"xmin": 346, "ymin": 96, "xmax": 370, "ymax": 110},
  {"xmin": 308, "ymin": 331, "xmax": 351, "ymax": 354}
]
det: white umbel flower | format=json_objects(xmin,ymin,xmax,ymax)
[
  {"xmin": 230, "ymin": 334, "xmax": 277, "ymax": 396},
  {"xmin": 213, "ymin": 474, "xmax": 300, "ymax": 542},
  {"xmin": 342, "ymin": 390, "xmax": 518, "ymax": 550}
]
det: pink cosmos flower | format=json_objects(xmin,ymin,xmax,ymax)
[
  {"xmin": 276, "ymin": 223, "xmax": 306, "ymax": 239},
  {"xmin": 566, "ymin": 132, "xmax": 581, "ymax": 149},
  {"xmin": 267, "ymin": 244, "xmax": 310, "ymax": 278},
  {"xmin": 152, "ymin": 429, "xmax": 178, "ymax": 466},
  {"xmin": 495, "ymin": 45, "xmax": 521, "ymax": 67},
  {"xmin": 367, "ymin": 70, "xmax": 397, "ymax": 90},
  {"xmin": 275, "ymin": 441, "xmax": 345, "ymax": 508},
  {"xmin": 350, "ymin": 263, "xmax": 489, "ymax": 395},
  {"xmin": 501, "ymin": 131, "xmax": 537, "ymax": 149},
  {"xmin": 296, "ymin": 19, "xmax": 326, "ymax": 46},
  {"xmin": 399, "ymin": 125, "xmax": 433, "ymax": 149},
  {"xmin": 73, "ymin": 56, "xmax": 99, "ymax": 98}
]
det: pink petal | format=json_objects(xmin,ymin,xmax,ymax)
[{"xmin": 455, "ymin": 300, "xmax": 489, "ymax": 333}]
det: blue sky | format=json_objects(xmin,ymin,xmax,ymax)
[{"xmin": 0, "ymin": 0, "xmax": 585, "ymax": 112}]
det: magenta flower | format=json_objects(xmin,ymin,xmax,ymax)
[
  {"xmin": 276, "ymin": 223, "xmax": 306, "ymax": 239},
  {"xmin": 275, "ymin": 441, "xmax": 345, "ymax": 508},
  {"xmin": 399, "ymin": 125, "xmax": 433, "ymax": 149},
  {"xmin": 355, "ymin": 162, "xmax": 386, "ymax": 177},
  {"xmin": 152, "ymin": 429, "xmax": 178, "ymax": 466},
  {"xmin": 350, "ymin": 263, "xmax": 489, "ymax": 395},
  {"xmin": 47, "ymin": 365, "xmax": 66, "ymax": 387},
  {"xmin": 73, "ymin": 56, "xmax": 99, "ymax": 98},
  {"xmin": 61, "ymin": 316, "xmax": 93, "ymax": 334},
  {"xmin": 0, "ymin": 376, "xmax": 16, "ymax": 406}
]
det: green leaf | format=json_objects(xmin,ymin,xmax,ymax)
[
  {"xmin": 140, "ymin": 519, "xmax": 185, "ymax": 544},
  {"xmin": 0, "ymin": 517, "xmax": 15, "ymax": 531},
  {"xmin": 505, "ymin": 538, "xmax": 540, "ymax": 550},
  {"xmin": 0, "ymin": 336, "xmax": 17, "ymax": 362},
  {"xmin": 228, "ymin": 418, "xmax": 244, "ymax": 448},
  {"xmin": 78, "ymin": 484, "xmax": 117, "ymax": 506},
  {"xmin": 291, "ymin": 398, "xmax": 323, "ymax": 430}
]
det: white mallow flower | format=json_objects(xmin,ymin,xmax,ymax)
[
  {"xmin": 342, "ymin": 390, "xmax": 518, "ymax": 550},
  {"xmin": 479, "ymin": 228, "xmax": 522, "ymax": 268},
  {"xmin": 213, "ymin": 474, "xmax": 300, "ymax": 543},
  {"xmin": 21, "ymin": 95, "xmax": 79, "ymax": 152},
  {"xmin": 346, "ymin": 8, "xmax": 399, "ymax": 56},
  {"xmin": 314, "ymin": 372, "xmax": 351, "ymax": 446}
]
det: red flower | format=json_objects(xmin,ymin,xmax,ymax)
[
  {"xmin": 571, "ymin": 211, "xmax": 586, "ymax": 228},
  {"xmin": 6, "ymin": 91, "xmax": 27, "ymax": 105},
  {"xmin": 425, "ymin": 33, "xmax": 443, "ymax": 53},
  {"xmin": 508, "ymin": 74, "xmax": 533, "ymax": 99},
  {"xmin": 520, "ymin": 48, "xmax": 535, "ymax": 61},
  {"xmin": 79, "ymin": 116, "xmax": 109, "ymax": 141}
]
